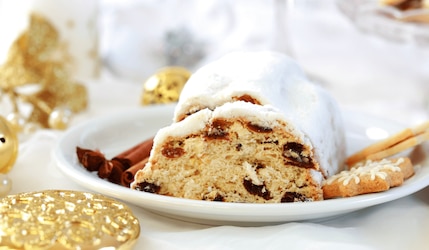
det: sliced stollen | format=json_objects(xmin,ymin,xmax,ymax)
[{"xmin": 131, "ymin": 51, "xmax": 346, "ymax": 202}]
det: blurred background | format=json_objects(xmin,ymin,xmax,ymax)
[{"xmin": 0, "ymin": 0, "xmax": 428, "ymax": 126}]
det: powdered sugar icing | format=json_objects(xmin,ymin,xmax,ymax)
[{"xmin": 173, "ymin": 51, "xmax": 345, "ymax": 177}]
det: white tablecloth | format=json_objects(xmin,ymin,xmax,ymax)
[
  {"xmin": 3, "ymin": 1, "xmax": 429, "ymax": 249},
  {"xmin": 7, "ymin": 78, "xmax": 429, "ymax": 250}
]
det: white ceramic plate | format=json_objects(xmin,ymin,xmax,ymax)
[{"xmin": 54, "ymin": 104, "xmax": 429, "ymax": 226}]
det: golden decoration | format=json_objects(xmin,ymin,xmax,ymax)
[
  {"xmin": 0, "ymin": 190, "xmax": 140, "ymax": 249},
  {"xmin": 141, "ymin": 66, "xmax": 191, "ymax": 105},
  {"xmin": 0, "ymin": 116, "xmax": 18, "ymax": 174},
  {"xmin": 0, "ymin": 13, "xmax": 87, "ymax": 130},
  {"xmin": 0, "ymin": 174, "xmax": 12, "ymax": 197}
]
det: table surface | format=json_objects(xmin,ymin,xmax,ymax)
[{"xmin": 3, "ymin": 1, "xmax": 429, "ymax": 249}]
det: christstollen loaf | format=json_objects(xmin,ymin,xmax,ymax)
[{"xmin": 131, "ymin": 51, "xmax": 346, "ymax": 202}]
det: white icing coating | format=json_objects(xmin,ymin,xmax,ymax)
[
  {"xmin": 174, "ymin": 51, "xmax": 307, "ymax": 120},
  {"xmin": 152, "ymin": 108, "xmax": 212, "ymax": 149},
  {"xmin": 152, "ymin": 101, "xmax": 308, "ymax": 148},
  {"xmin": 326, "ymin": 158, "xmax": 404, "ymax": 186},
  {"xmin": 310, "ymin": 169, "xmax": 324, "ymax": 186},
  {"xmin": 173, "ymin": 51, "xmax": 345, "ymax": 177}
]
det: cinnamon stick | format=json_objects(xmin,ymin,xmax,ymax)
[
  {"xmin": 76, "ymin": 137, "xmax": 154, "ymax": 187},
  {"xmin": 115, "ymin": 138, "xmax": 152, "ymax": 158},
  {"xmin": 121, "ymin": 157, "xmax": 149, "ymax": 187},
  {"xmin": 112, "ymin": 137, "xmax": 154, "ymax": 169}
]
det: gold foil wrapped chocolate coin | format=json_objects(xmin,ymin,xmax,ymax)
[
  {"xmin": 0, "ymin": 116, "xmax": 18, "ymax": 174},
  {"xmin": 0, "ymin": 190, "xmax": 140, "ymax": 249},
  {"xmin": 141, "ymin": 66, "xmax": 191, "ymax": 105}
]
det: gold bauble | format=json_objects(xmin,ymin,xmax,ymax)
[
  {"xmin": 48, "ymin": 107, "xmax": 72, "ymax": 130},
  {"xmin": 6, "ymin": 112, "xmax": 26, "ymax": 133},
  {"xmin": 141, "ymin": 66, "xmax": 191, "ymax": 105},
  {"xmin": 0, "ymin": 116, "xmax": 18, "ymax": 173},
  {"xmin": 0, "ymin": 190, "xmax": 140, "ymax": 249}
]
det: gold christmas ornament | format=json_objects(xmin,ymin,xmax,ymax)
[
  {"xmin": 0, "ymin": 116, "xmax": 18, "ymax": 174},
  {"xmin": 141, "ymin": 66, "xmax": 191, "ymax": 105},
  {"xmin": 48, "ymin": 107, "xmax": 73, "ymax": 130},
  {"xmin": 0, "ymin": 190, "xmax": 140, "ymax": 249},
  {"xmin": 5, "ymin": 112, "xmax": 26, "ymax": 134},
  {"xmin": 0, "ymin": 13, "xmax": 88, "ymax": 130}
]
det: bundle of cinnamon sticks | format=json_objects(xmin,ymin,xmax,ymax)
[{"xmin": 76, "ymin": 137, "xmax": 154, "ymax": 187}]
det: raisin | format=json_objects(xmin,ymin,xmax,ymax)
[
  {"xmin": 213, "ymin": 194, "xmax": 225, "ymax": 202},
  {"xmin": 255, "ymin": 163, "xmax": 265, "ymax": 170},
  {"xmin": 234, "ymin": 94, "xmax": 261, "ymax": 105},
  {"xmin": 243, "ymin": 179, "xmax": 272, "ymax": 200},
  {"xmin": 162, "ymin": 147, "xmax": 184, "ymax": 158},
  {"xmin": 206, "ymin": 119, "xmax": 231, "ymax": 139},
  {"xmin": 281, "ymin": 192, "xmax": 307, "ymax": 202},
  {"xmin": 282, "ymin": 142, "xmax": 314, "ymax": 168},
  {"xmin": 246, "ymin": 123, "xmax": 272, "ymax": 133},
  {"xmin": 135, "ymin": 181, "xmax": 161, "ymax": 193}
]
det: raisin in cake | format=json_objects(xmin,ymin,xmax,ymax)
[{"xmin": 131, "ymin": 51, "xmax": 346, "ymax": 202}]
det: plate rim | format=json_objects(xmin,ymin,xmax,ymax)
[{"xmin": 53, "ymin": 105, "xmax": 429, "ymax": 224}]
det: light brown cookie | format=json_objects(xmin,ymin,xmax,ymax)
[
  {"xmin": 346, "ymin": 121, "xmax": 429, "ymax": 167},
  {"xmin": 323, "ymin": 157, "xmax": 414, "ymax": 199}
]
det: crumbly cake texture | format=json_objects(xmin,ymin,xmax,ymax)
[
  {"xmin": 131, "ymin": 51, "xmax": 346, "ymax": 203},
  {"xmin": 322, "ymin": 157, "xmax": 414, "ymax": 199}
]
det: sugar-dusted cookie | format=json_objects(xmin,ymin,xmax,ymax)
[{"xmin": 323, "ymin": 157, "xmax": 414, "ymax": 199}]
